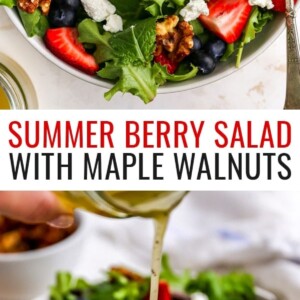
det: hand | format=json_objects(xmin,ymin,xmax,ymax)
[{"xmin": 0, "ymin": 192, "xmax": 65, "ymax": 223}]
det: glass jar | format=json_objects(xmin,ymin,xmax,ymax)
[
  {"xmin": 0, "ymin": 52, "xmax": 38, "ymax": 109},
  {"xmin": 54, "ymin": 191, "xmax": 188, "ymax": 218}
]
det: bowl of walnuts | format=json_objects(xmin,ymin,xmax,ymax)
[{"xmin": 0, "ymin": 211, "xmax": 87, "ymax": 300}]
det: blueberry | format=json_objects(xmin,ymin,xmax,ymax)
[
  {"xmin": 48, "ymin": 7, "xmax": 77, "ymax": 27},
  {"xmin": 190, "ymin": 52, "xmax": 216, "ymax": 75},
  {"xmin": 64, "ymin": 0, "xmax": 80, "ymax": 10},
  {"xmin": 191, "ymin": 36, "xmax": 202, "ymax": 53},
  {"xmin": 205, "ymin": 39, "xmax": 227, "ymax": 61}
]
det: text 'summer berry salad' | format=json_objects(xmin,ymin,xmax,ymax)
[{"xmin": 0, "ymin": 0, "xmax": 292, "ymax": 103}]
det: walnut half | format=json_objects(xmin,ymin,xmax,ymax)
[
  {"xmin": 155, "ymin": 15, "xmax": 194, "ymax": 63},
  {"xmin": 39, "ymin": 0, "xmax": 51, "ymax": 15},
  {"xmin": 18, "ymin": 0, "xmax": 39, "ymax": 14},
  {"xmin": 18, "ymin": 0, "xmax": 51, "ymax": 15}
]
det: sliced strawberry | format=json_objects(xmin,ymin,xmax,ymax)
[
  {"xmin": 157, "ymin": 281, "xmax": 171, "ymax": 300},
  {"xmin": 145, "ymin": 281, "xmax": 171, "ymax": 300},
  {"xmin": 154, "ymin": 53, "xmax": 178, "ymax": 74},
  {"xmin": 199, "ymin": 0, "xmax": 252, "ymax": 44},
  {"xmin": 44, "ymin": 28, "xmax": 99, "ymax": 75},
  {"xmin": 272, "ymin": 0, "xmax": 297, "ymax": 12}
]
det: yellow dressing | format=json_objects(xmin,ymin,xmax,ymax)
[{"xmin": 0, "ymin": 86, "xmax": 10, "ymax": 109}]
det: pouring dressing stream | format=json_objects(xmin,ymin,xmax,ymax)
[{"xmin": 53, "ymin": 191, "xmax": 187, "ymax": 300}]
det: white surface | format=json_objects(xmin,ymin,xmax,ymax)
[{"xmin": 0, "ymin": 8, "xmax": 296, "ymax": 109}]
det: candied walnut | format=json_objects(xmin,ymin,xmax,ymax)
[
  {"xmin": 169, "ymin": 21, "xmax": 194, "ymax": 62},
  {"xmin": 156, "ymin": 15, "xmax": 179, "ymax": 37},
  {"xmin": 39, "ymin": 0, "xmax": 51, "ymax": 15},
  {"xmin": 155, "ymin": 15, "xmax": 194, "ymax": 63},
  {"xmin": 18, "ymin": 0, "xmax": 51, "ymax": 15},
  {"xmin": 110, "ymin": 267, "xmax": 145, "ymax": 282},
  {"xmin": 18, "ymin": 0, "xmax": 39, "ymax": 14}
]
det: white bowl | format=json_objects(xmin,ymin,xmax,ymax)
[
  {"xmin": 4, "ymin": 7, "xmax": 286, "ymax": 94},
  {"xmin": 0, "ymin": 211, "xmax": 87, "ymax": 300}
]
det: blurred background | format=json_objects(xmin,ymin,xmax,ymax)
[{"xmin": 61, "ymin": 192, "xmax": 300, "ymax": 299}]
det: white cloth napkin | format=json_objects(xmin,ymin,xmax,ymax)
[{"xmin": 75, "ymin": 192, "xmax": 300, "ymax": 299}]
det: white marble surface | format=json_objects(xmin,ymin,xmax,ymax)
[{"xmin": 0, "ymin": 8, "xmax": 297, "ymax": 109}]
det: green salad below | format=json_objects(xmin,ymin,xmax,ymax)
[{"xmin": 50, "ymin": 254, "xmax": 256, "ymax": 300}]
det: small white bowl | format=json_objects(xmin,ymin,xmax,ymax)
[
  {"xmin": 0, "ymin": 211, "xmax": 87, "ymax": 300},
  {"xmin": 4, "ymin": 8, "xmax": 286, "ymax": 94}
]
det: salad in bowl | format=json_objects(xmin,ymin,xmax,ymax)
[{"xmin": 0, "ymin": 0, "xmax": 291, "ymax": 103}]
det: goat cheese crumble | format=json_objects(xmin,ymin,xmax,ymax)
[
  {"xmin": 180, "ymin": 0, "xmax": 209, "ymax": 22},
  {"xmin": 81, "ymin": 0, "xmax": 115, "ymax": 22},
  {"xmin": 248, "ymin": 0, "xmax": 274, "ymax": 9},
  {"xmin": 80, "ymin": 0, "xmax": 123, "ymax": 32},
  {"xmin": 191, "ymin": 293, "xmax": 209, "ymax": 300},
  {"xmin": 104, "ymin": 14, "xmax": 123, "ymax": 33}
]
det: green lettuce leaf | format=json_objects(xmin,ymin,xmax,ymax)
[
  {"xmin": 18, "ymin": 8, "xmax": 48, "ymax": 37},
  {"xmin": 186, "ymin": 271, "xmax": 255, "ymax": 300},
  {"xmin": 0, "ymin": 0, "xmax": 15, "ymax": 8},
  {"xmin": 109, "ymin": 0, "xmax": 144, "ymax": 20},
  {"xmin": 142, "ymin": 0, "xmax": 166, "ymax": 16},
  {"xmin": 160, "ymin": 254, "xmax": 191, "ymax": 291},
  {"xmin": 170, "ymin": 0, "xmax": 186, "ymax": 6},
  {"xmin": 221, "ymin": 43, "xmax": 236, "ymax": 62},
  {"xmin": 190, "ymin": 19, "xmax": 204, "ymax": 36},
  {"xmin": 160, "ymin": 254, "xmax": 255, "ymax": 300},
  {"xmin": 99, "ymin": 63, "xmax": 158, "ymax": 103},
  {"xmin": 50, "ymin": 256, "xmax": 256, "ymax": 300},
  {"xmin": 96, "ymin": 17, "xmax": 159, "ymax": 103},
  {"xmin": 236, "ymin": 6, "xmax": 273, "ymax": 67},
  {"xmin": 97, "ymin": 61, "xmax": 121, "ymax": 79},
  {"xmin": 144, "ymin": 3, "xmax": 161, "ymax": 17},
  {"xmin": 78, "ymin": 19, "xmax": 114, "ymax": 63},
  {"xmin": 221, "ymin": 7, "xmax": 273, "ymax": 67},
  {"xmin": 50, "ymin": 270, "xmax": 149, "ymax": 300},
  {"xmin": 153, "ymin": 63, "xmax": 198, "ymax": 83},
  {"xmin": 109, "ymin": 18, "xmax": 156, "ymax": 64},
  {"xmin": 141, "ymin": 0, "xmax": 186, "ymax": 17}
]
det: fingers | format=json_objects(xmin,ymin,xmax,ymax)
[{"xmin": 0, "ymin": 191, "xmax": 66, "ymax": 223}]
